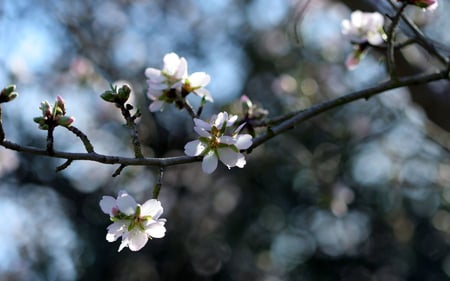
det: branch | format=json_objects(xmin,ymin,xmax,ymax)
[
  {"xmin": 250, "ymin": 69, "xmax": 449, "ymax": 149},
  {"xmin": 386, "ymin": 1, "xmax": 408, "ymax": 78},
  {"xmin": 1, "ymin": 139, "xmax": 201, "ymax": 167},
  {"xmin": 0, "ymin": 70, "xmax": 448, "ymax": 170}
]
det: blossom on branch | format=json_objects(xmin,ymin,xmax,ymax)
[
  {"xmin": 145, "ymin": 52, "xmax": 212, "ymax": 112},
  {"xmin": 184, "ymin": 112, "xmax": 253, "ymax": 174},
  {"xmin": 33, "ymin": 96, "xmax": 75, "ymax": 129},
  {"xmin": 341, "ymin": 11, "xmax": 386, "ymax": 46},
  {"xmin": 341, "ymin": 11, "xmax": 386, "ymax": 70},
  {"xmin": 100, "ymin": 190, "xmax": 166, "ymax": 252}
]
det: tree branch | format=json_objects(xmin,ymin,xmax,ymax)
[
  {"xmin": 250, "ymin": 69, "xmax": 449, "ymax": 149},
  {"xmin": 0, "ymin": 70, "xmax": 448, "ymax": 170}
]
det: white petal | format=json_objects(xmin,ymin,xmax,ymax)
[
  {"xmin": 175, "ymin": 57, "xmax": 188, "ymax": 79},
  {"xmin": 147, "ymin": 81, "xmax": 168, "ymax": 90},
  {"xmin": 194, "ymin": 118, "xmax": 212, "ymax": 131},
  {"xmin": 235, "ymin": 152, "xmax": 247, "ymax": 168},
  {"xmin": 163, "ymin": 53, "xmax": 181, "ymax": 75},
  {"xmin": 184, "ymin": 140, "xmax": 207, "ymax": 156},
  {"xmin": 217, "ymin": 147, "xmax": 239, "ymax": 168},
  {"xmin": 140, "ymin": 199, "xmax": 163, "ymax": 218},
  {"xmin": 116, "ymin": 193, "xmax": 137, "ymax": 216},
  {"xmin": 219, "ymin": 136, "xmax": 236, "ymax": 145},
  {"xmin": 202, "ymin": 150, "xmax": 218, "ymax": 174},
  {"xmin": 234, "ymin": 134, "xmax": 253, "ymax": 150},
  {"xmin": 145, "ymin": 221, "xmax": 166, "ymax": 238},
  {"xmin": 194, "ymin": 126, "xmax": 211, "ymax": 137},
  {"xmin": 118, "ymin": 238, "xmax": 129, "ymax": 252},
  {"xmin": 145, "ymin": 68, "xmax": 162, "ymax": 80},
  {"xmin": 227, "ymin": 114, "xmax": 238, "ymax": 127},
  {"xmin": 149, "ymin": 100, "xmax": 165, "ymax": 112},
  {"xmin": 367, "ymin": 32, "xmax": 384, "ymax": 46},
  {"xmin": 127, "ymin": 228, "xmax": 149, "ymax": 251},
  {"xmin": 188, "ymin": 72, "xmax": 211, "ymax": 87},
  {"xmin": 147, "ymin": 88, "xmax": 163, "ymax": 99},
  {"xmin": 214, "ymin": 112, "xmax": 227, "ymax": 129},
  {"xmin": 351, "ymin": 10, "xmax": 363, "ymax": 28},
  {"xmin": 99, "ymin": 196, "xmax": 117, "ymax": 216},
  {"xmin": 234, "ymin": 122, "xmax": 246, "ymax": 134},
  {"xmin": 194, "ymin": 88, "xmax": 213, "ymax": 102},
  {"xmin": 106, "ymin": 221, "xmax": 127, "ymax": 242}
]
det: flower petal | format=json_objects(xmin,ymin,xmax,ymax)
[
  {"xmin": 184, "ymin": 140, "xmax": 207, "ymax": 156},
  {"xmin": 202, "ymin": 150, "xmax": 218, "ymax": 174},
  {"xmin": 106, "ymin": 221, "xmax": 128, "ymax": 242},
  {"xmin": 116, "ymin": 192, "xmax": 137, "ymax": 216},
  {"xmin": 217, "ymin": 147, "xmax": 239, "ymax": 168},
  {"xmin": 188, "ymin": 72, "xmax": 211, "ymax": 87},
  {"xmin": 149, "ymin": 100, "xmax": 165, "ymax": 112},
  {"xmin": 145, "ymin": 221, "xmax": 166, "ymax": 238},
  {"xmin": 141, "ymin": 199, "xmax": 163, "ymax": 219},
  {"xmin": 194, "ymin": 88, "xmax": 213, "ymax": 102},
  {"xmin": 235, "ymin": 152, "xmax": 247, "ymax": 168},
  {"xmin": 126, "ymin": 228, "xmax": 149, "ymax": 251},
  {"xmin": 99, "ymin": 196, "xmax": 117, "ymax": 216},
  {"xmin": 194, "ymin": 118, "xmax": 212, "ymax": 131},
  {"xmin": 194, "ymin": 126, "xmax": 211, "ymax": 137},
  {"xmin": 234, "ymin": 134, "xmax": 252, "ymax": 150},
  {"xmin": 219, "ymin": 136, "xmax": 236, "ymax": 145}
]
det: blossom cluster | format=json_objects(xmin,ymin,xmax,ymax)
[
  {"xmin": 145, "ymin": 52, "xmax": 213, "ymax": 112},
  {"xmin": 33, "ymin": 96, "xmax": 75, "ymax": 129},
  {"xmin": 340, "ymin": 0, "xmax": 438, "ymax": 70},
  {"xmin": 100, "ymin": 190, "xmax": 166, "ymax": 252},
  {"xmin": 184, "ymin": 112, "xmax": 253, "ymax": 174}
]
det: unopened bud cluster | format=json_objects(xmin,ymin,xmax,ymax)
[
  {"xmin": 101, "ymin": 84, "xmax": 131, "ymax": 105},
  {"xmin": 0, "ymin": 85, "xmax": 18, "ymax": 103},
  {"xmin": 33, "ymin": 96, "xmax": 75, "ymax": 130}
]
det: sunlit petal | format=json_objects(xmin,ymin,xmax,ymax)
[
  {"xmin": 202, "ymin": 150, "xmax": 218, "ymax": 174},
  {"xmin": 141, "ymin": 199, "xmax": 163, "ymax": 218},
  {"xmin": 217, "ymin": 147, "xmax": 239, "ymax": 168},
  {"xmin": 116, "ymin": 193, "xmax": 137, "ymax": 216},
  {"xmin": 184, "ymin": 140, "xmax": 206, "ymax": 156}
]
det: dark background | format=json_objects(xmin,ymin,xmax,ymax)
[{"xmin": 1, "ymin": 0, "xmax": 450, "ymax": 280}]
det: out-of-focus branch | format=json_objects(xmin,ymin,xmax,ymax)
[
  {"xmin": 250, "ymin": 69, "xmax": 450, "ymax": 149},
  {"xmin": 386, "ymin": 1, "xmax": 408, "ymax": 78}
]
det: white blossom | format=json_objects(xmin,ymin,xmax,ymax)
[
  {"xmin": 100, "ymin": 190, "xmax": 166, "ymax": 252},
  {"xmin": 145, "ymin": 52, "xmax": 212, "ymax": 112},
  {"xmin": 184, "ymin": 112, "xmax": 252, "ymax": 174},
  {"xmin": 341, "ymin": 11, "xmax": 386, "ymax": 46}
]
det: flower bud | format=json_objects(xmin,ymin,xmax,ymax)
[
  {"xmin": 39, "ymin": 101, "xmax": 52, "ymax": 118},
  {"xmin": 57, "ymin": 116, "xmax": 75, "ymax": 127},
  {"xmin": 0, "ymin": 84, "xmax": 18, "ymax": 103},
  {"xmin": 117, "ymin": 84, "xmax": 131, "ymax": 103},
  {"xmin": 55, "ymin": 95, "xmax": 66, "ymax": 115},
  {"xmin": 100, "ymin": 90, "xmax": 117, "ymax": 103}
]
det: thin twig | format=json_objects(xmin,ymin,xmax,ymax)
[
  {"xmin": 66, "ymin": 125, "xmax": 95, "ymax": 153},
  {"xmin": 112, "ymin": 164, "xmax": 127, "ymax": 177},
  {"xmin": 56, "ymin": 159, "xmax": 73, "ymax": 172},
  {"xmin": 153, "ymin": 167, "xmax": 164, "ymax": 199},
  {"xmin": 47, "ymin": 126, "xmax": 55, "ymax": 155},
  {"xmin": 118, "ymin": 104, "xmax": 144, "ymax": 158},
  {"xmin": 386, "ymin": 1, "xmax": 408, "ymax": 79}
]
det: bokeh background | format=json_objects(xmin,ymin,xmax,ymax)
[{"xmin": 1, "ymin": 0, "xmax": 450, "ymax": 280}]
